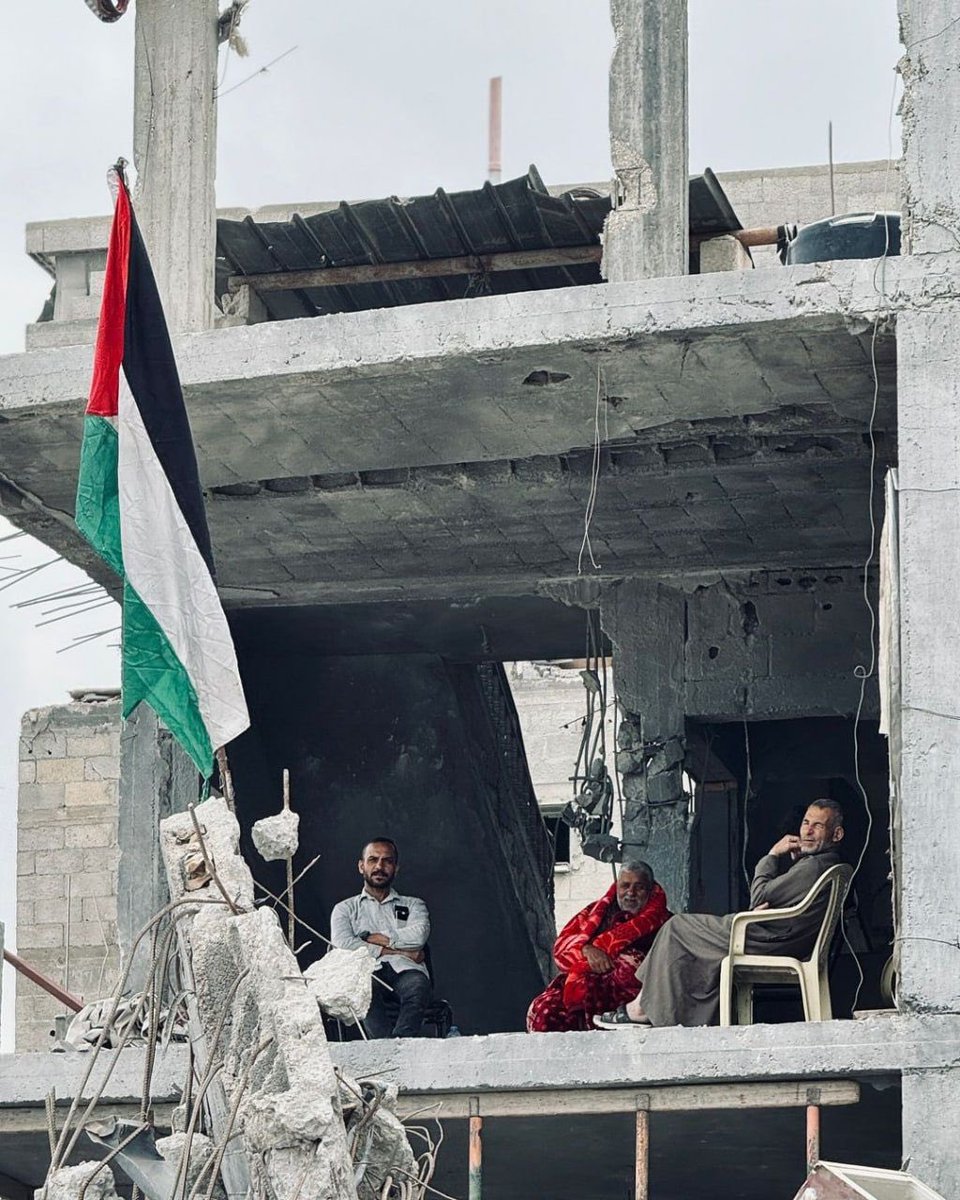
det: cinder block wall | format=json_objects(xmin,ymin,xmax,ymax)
[
  {"xmin": 16, "ymin": 699, "xmax": 121, "ymax": 1051},
  {"xmin": 717, "ymin": 160, "xmax": 896, "ymax": 265}
]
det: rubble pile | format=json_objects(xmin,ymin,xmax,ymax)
[{"xmin": 157, "ymin": 796, "xmax": 433, "ymax": 1200}]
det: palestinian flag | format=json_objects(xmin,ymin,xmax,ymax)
[{"xmin": 75, "ymin": 171, "xmax": 249, "ymax": 778}]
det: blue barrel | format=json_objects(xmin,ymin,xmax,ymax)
[{"xmin": 784, "ymin": 212, "xmax": 900, "ymax": 263}]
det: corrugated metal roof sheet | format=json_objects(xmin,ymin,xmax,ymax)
[{"xmin": 215, "ymin": 165, "xmax": 740, "ymax": 321}]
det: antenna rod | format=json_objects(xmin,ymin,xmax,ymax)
[{"xmin": 488, "ymin": 76, "xmax": 502, "ymax": 184}]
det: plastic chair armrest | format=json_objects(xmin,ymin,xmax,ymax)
[{"xmin": 728, "ymin": 903, "xmax": 805, "ymax": 956}]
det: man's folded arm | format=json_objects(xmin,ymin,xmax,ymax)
[
  {"xmin": 329, "ymin": 901, "xmax": 369, "ymax": 951},
  {"xmin": 389, "ymin": 899, "xmax": 431, "ymax": 950}
]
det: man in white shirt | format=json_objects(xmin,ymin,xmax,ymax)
[{"xmin": 330, "ymin": 837, "xmax": 433, "ymax": 1038}]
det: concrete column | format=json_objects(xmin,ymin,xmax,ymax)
[
  {"xmin": 895, "ymin": 19, "xmax": 960, "ymax": 1178},
  {"xmin": 902, "ymin": 1068, "xmax": 960, "ymax": 1196},
  {"xmin": 895, "ymin": 308, "xmax": 960, "ymax": 1014},
  {"xmin": 603, "ymin": 0, "xmax": 688, "ymax": 282},
  {"xmin": 118, "ymin": 706, "xmax": 198, "ymax": 990},
  {"xmin": 602, "ymin": 580, "xmax": 691, "ymax": 910},
  {"xmin": 898, "ymin": 0, "xmax": 960, "ymax": 254},
  {"xmin": 133, "ymin": 0, "xmax": 219, "ymax": 332}
]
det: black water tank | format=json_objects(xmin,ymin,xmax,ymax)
[{"xmin": 783, "ymin": 211, "xmax": 900, "ymax": 264}]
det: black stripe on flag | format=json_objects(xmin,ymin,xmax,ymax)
[{"xmin": 121, "ymin": 209, "xmax": 216, "ymax": 580}]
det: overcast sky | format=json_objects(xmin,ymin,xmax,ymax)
[{"xmin": 0, "ymin": 0, "xmax": 900, "ymax": 1045}]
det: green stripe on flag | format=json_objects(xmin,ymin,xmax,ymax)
[
  {"xmin": 76, "ymin": 416, "xmax": 123, "ymax": 576},
  {"xmin": 122, "ymin": 581, "xmax": 213, "ymax": 776}
]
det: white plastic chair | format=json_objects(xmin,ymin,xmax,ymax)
[{"xmin": 719, "ymin": 862, "xmax": 853, "ymax": 1026}]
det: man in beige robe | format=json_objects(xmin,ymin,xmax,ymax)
[{"xmin": 595, "ymin": 799, "xmax": 845, "ymax": 1028}]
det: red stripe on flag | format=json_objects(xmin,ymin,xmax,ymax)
[{"xmin": 86, "ymin": 180, "xmax": 131, "ymax": 418}]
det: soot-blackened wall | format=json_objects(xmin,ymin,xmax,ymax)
[{"xmin": 230, "ymin": 650, "xmax": 547, "ymax": 1035}]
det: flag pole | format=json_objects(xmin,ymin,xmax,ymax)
[{"xmin": 216, "ymin": 746, "xmax": 236, "ymax": 811}]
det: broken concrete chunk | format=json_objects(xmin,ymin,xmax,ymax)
[
  {"xmin": 160, "ymin": 796, "xmax": 254, "ymax": 911},
  {"xmin": 39, "ymin": 1163, "xmax": 120, "ymax": 1200},
  {"xmin": 304, "ymin": 948, "xmax": 376, "ymax": 1023},
  {"xmin": 156, "ymin": 1132, "xmax": 224, "ymax": 1200},
  {"xmin": 251, "ymin": 809, "xmax": 300, "ymax": 861},
  {"xmin": 340, "ymin": 1077, "xmax": 418, "ymax": 1200}
]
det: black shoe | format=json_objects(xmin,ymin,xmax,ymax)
[{"xmin": 593, "ymin": 1005, "xmax": 651, "ymax": 1029}]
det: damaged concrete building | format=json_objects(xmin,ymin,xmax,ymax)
[{"xmin": 1, "ymin": 0, "xmax": 959, "ymax": 1197}]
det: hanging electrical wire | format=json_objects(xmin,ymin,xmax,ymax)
[
  {"xmin": 577, "ymin": 364, "xmax": 606, "ymax": 574},
  {"xmin": 561, "ymin": 610, "xmax": 618, "ymax": 863}
]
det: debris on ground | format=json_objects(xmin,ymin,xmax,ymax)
[{"xmin": 59, "ymin": 993, "xmax": 187, "ymax": 1051}]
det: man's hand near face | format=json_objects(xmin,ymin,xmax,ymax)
[
  {"xmin": 769, "ymin": 834, "xmax": 801, "ymax": 860},
  {"xmin": 581, "ymin": 943, "xmax": 614, "ymax": 974}
]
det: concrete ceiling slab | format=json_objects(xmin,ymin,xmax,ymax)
[{"xmin": 0, "ymin": 255, "xmax": 924, "ymax": 616}]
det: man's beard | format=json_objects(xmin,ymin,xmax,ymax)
[{"xmin": 364, "ymin": 870, "xmax": 392, "ymax": 889}]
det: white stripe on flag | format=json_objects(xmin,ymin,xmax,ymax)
[{"xmin": 117, "ymin": 377, "xmax": 248, "ymax": 751}]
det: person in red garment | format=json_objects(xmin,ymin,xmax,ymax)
[{"xmin": 527, "ymin": 861, "xmax": 670, "ymax": 1032}]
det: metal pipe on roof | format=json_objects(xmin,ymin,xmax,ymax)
[
  {"xmin": 3, "ymin": 948, "xmax": 83, "ymax": 1013},
  {"xmin": 488, "ymin": 77, "xmax": 502, "ymax": 184}
]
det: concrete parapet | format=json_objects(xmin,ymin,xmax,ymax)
[
  {"xmin": 328, "ymin": 1014, "xmax": 960, "ymax": 1094},
  {"xmin": 699, "ymin": 235, "xmax": 753, "ymax": 274}
]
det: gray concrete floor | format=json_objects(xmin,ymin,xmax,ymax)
[
  {"xmin": 0, "ymin": 1074, "xmax": 900, "ymax": 1199},
  {"xmin": 425, "ymin": 1080, "xmax": 900, "ymax": 1200}
]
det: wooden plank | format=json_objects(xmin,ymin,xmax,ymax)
[
  {"xmin": 226, "ymin": 245, "xmax": 603, "ymax": 294},
  {"xmin": 395, "ymin": 1079, "xmax": 859, "ymax": 1120}
]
